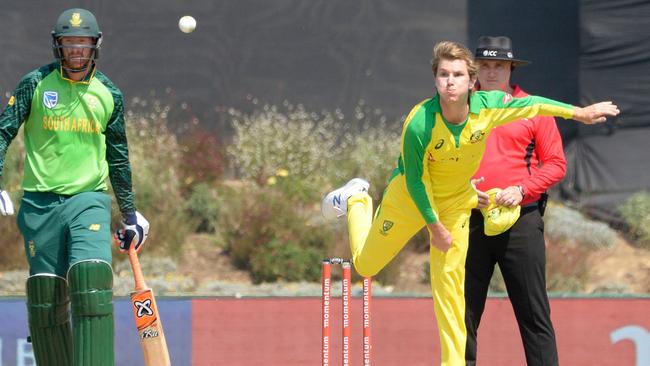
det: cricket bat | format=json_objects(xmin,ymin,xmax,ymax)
[{"xmin": 128, "ymin": 246, "xmax": 171, "ymax": 365}]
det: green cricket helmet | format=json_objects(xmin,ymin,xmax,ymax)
[{"xmin": 51, "ymin": 8, "xmax": 103, "ymax": 68}]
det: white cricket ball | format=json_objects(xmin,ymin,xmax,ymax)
[{"xmin": 178, "ymin": 15, "xmax": 196, "ymax": 33}]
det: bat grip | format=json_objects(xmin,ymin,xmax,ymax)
[{"xmin": 128, "ymin": 247, "xmax": 147, "ymax": 291}]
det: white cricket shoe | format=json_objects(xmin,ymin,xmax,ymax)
[{"xmin": 321, "ymin": 178, "xmax": 370, "ymax": 220}]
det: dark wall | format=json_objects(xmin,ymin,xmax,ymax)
[
  {"xmin": 468, "ymin": 0, "xmax": 650, "ymax": 222},
  {"xmin": 2, "ymin": 1, "xmax": 648, "ymax": 219},
  {"xmin": 468, "ymin": 0, "xmax": 580, "ymax": 104},
  {"xmin": 0, "ymin": 0, "xmax": 467, "ymax": 131},
  {"xmin": 563, "ymin": 0, "xmax": 650, "ymax": 221},
  {"xmin": 468, "ymin": 0, "xmax": 580, "ymax": 140},
  {"xmin": 579, "ymin": 0, "xmax": 650, "ymax": 132}
]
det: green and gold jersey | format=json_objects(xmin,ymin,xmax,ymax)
[
  {"xmin": 0, "ymin": 62, "xmax": 135, "ymax": 213},
  {"xmin": 398, "ymin": 91, "xmax": 573, "ymax": 224}
]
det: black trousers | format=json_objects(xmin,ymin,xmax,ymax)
[{"xmin": 465, "ymin": 206, "xmax": 558, "ymax": 366}]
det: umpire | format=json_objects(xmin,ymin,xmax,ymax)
[{"xmin": 464, "ymin": 36, "xmax": 564, "ymax": 366}]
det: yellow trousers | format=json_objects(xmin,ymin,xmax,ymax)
[{"xmin": 349, "ymin": 175, "xmax": 470, "ymax": 366}]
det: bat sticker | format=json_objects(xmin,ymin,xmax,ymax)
[
  {"xmin": 131, "ymin": 290, "xmax": 159, "ymax": 331},
  {"xmin": 135, "ymin": 299, "xmax": 154, "ymax": 317}
]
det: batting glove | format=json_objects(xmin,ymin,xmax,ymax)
[
  {"xmin": 115, "ymin": 211, "xmax": 150, "ymax": 252},
  {"xmin": 0, "ymin": 190, "xmax": 14, "ymax": 216}
]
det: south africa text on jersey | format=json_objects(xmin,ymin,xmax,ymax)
[{"xmin": 42, "ymin": 116, "xmax": 103, "ymax": 134}]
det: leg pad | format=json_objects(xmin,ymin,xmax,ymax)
[
  {"xmin": 68, "ymin": 260, "xmax": 114, "ymax": 366},
  {"xmin": 26, "ymin": 275, "xmax": 73, "ymax": 366}
]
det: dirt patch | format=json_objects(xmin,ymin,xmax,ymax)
[
  {"xmin": 585, "ymin": 238, "xmax": 650, "ymax": 293},
  {"xmin": 176, "ymin": 234, "xmax": 649, "ymax": 295},
  {"xmin": 390, "ymin": 250, "xmax": 432, "ymax": 294},
  {"xmin": 177, "ymin": 234, "xmax": 252, "ymax": 285}
]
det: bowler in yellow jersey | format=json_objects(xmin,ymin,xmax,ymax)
[{"xmin": 321, "ymin": 41, "xmax": 619, "ymax": 365}]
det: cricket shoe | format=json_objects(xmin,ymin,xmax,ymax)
[{"xmin": 321, "ymin": 178, "xmax": 370, "ymax": 221}]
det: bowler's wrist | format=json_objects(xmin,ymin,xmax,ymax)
[
  {"xmin": 428, "ymin": 221, "xmax": 446, "ymax": 234},
  {"xmin": 517, "ymin": 185, "xmax": 525, "ymax": 199}
]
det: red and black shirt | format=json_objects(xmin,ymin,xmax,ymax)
[{"xmin": 473, "ymin": 85, "xmax": 567, "ymax": 206}]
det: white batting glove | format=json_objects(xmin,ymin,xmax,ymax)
[
  {"xmin": 115, "ymin": 211, "xmax": 150, "ymax": 252},
  {"xmin": 0, "ymin": 190, "xmax": 14, "ymax": 216}
]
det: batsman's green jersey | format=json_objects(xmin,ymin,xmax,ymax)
[{"xmin": 0, "ymin": 62, "xmax": 134, "ymax": 213}]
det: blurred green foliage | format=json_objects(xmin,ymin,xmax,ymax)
[
  {"xmin": 0, "ymin": 98, "xmax": 641, "ymax": 294},
  {"xmin": 179, "ymin": 125, "xmax": 226, "ymax": 192},
  {"xmin": 227, "ymin": 101, "xmax": 401, "ymax": 202},
  {"xmin": 186, "ymin": 182, "xmax": 221, "ymax": 233},
  {"xmin": 249, "ymin": 238, "xmax": 323, "ymax": 283},
  {"xmin": 111, "ymin": 97, "xmax": 191, "ymax": 258},
  {"xmin": 619, "ymin": 191, "xmax": 650, "ymax": 250},
  {"xmin": 545, "ymin": 203, "xmax": 617, "ymax": 249},
  {"xmin": 228, "ymin": 102, "xmax": 347, "ymax": 202},
  {"xmin": 217, "ymin": 182, "xmax": 335, "ymax": 282},
  {"xmin": 223, "ymin": 101, "xmax": 406, "ymax": 282},
  {"xmin": 0, "ymin": 126, "xmax": 26, "ymax": 270}
]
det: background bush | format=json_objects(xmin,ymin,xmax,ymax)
[
  {"xmin": 1, "ymin": 98, "xmax": 645, "ymax": 294},
  {"xmin": 185, "ymin": 182, "xmax": 221, "ymax": 233},
  {"xmin": 619, "ymin": 191, "xmax": 650, "ymax": 250},
  {"xmin": 224, "ymin": 101, "xmax": 409, "ymax": 283},
  {"xmin": 544, "ymin": 203, "xmax": 617, "ymax": 292},
  {"xmin": 544, "ymin": 203, "xmax": 617, "ymax": 249},
  {"xmin": 109, "ymin": 97, "xmax": 192, "ymax": 258},
  {"xmin": 228, "ymin": 101, "xmax": 402, "ymax": 203},
  {"xmin": 179, "ymin": 125, "xmax": 226, "ymax": 192},
  {"xmin": 329, "ymin": 102, "xmax": 402, "ymax": 201},
  {"xmin": 228, "ymin": 101, "xmax": 348, "ymax": 202},
  {"xmin": 249, "ymin": 238, "xmax": 323, "ymax": 283},
  {"xmin": 217, "ymin": 182, "xmax": 336, "ymax": 283},
  {"xmin": 336, "ymin": 120, "xmax": 401, "ymax": 201},
  {"xmin": 0, "ymin": 126, "xmax": 26, "ymax": 270}
]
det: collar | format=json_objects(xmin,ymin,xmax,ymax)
[
  {"xmin": 468, "ymin": 92, "xmax": 482, "ymax": 114},
  {"xmin": 511, "ymin": 84, "xmax": 529, "ymax": 97},
  {"xmin": 429, "ymin": 94, "xmax": 442, "ymax": 113},
  {"xmin": 58, "ymin": 61, "xmax": 97, "ymax": 84},
  {"xmin": 430, "ymin": 92, "xmax": 481, "ymax": 115}
]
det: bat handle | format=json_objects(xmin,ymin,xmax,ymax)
[{"xmin": 128, "ymin": 247, "xmax": 147, "ymax": 291}]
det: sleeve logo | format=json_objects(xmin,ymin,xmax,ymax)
[
  {"xmin": 43, "ymin": 91, "xmax": 58, "ymax": 109},
  {"xmin": 28, "ymin": 240, "xmax": 36, "ymax": 258},
  {"xmin": 86, "ymin": 95, "xmax": 99, "ymax": 111},
  {"xmin": 380, "ymin": 220, "xmax": 394, "ymax": 236}
]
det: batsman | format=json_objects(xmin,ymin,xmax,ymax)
[{"xmin": 0, "ymin": 8, "xmax": 149, "ymax": 365}]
